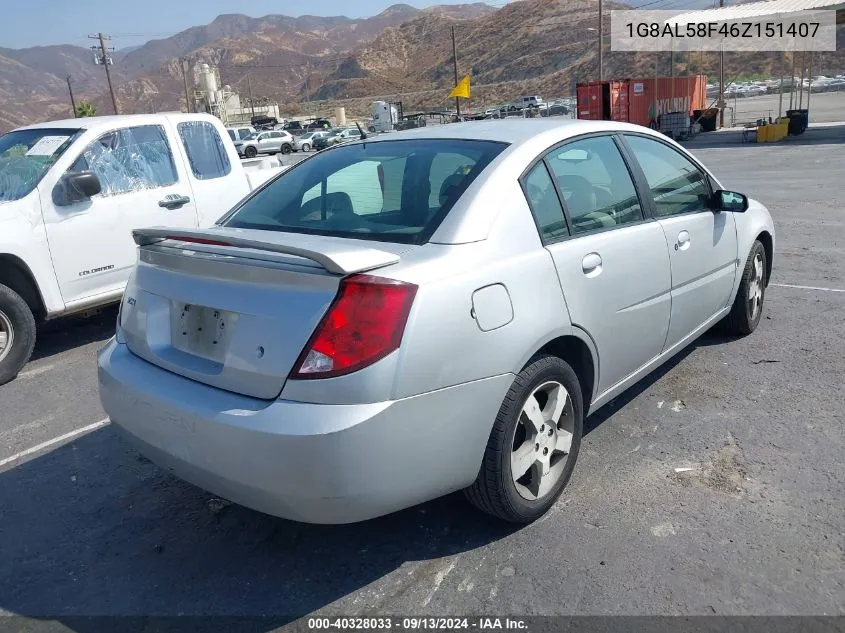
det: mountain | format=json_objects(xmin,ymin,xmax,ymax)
[{"xmin": 0, "ymin": 4, "xmax": 492, "ymax": 130}]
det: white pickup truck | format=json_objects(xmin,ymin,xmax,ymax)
[{"xmin": 0, "ymin": 112, "xmax": 288, "ymax": 384}]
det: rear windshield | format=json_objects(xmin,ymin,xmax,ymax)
[{"xmin": 221, "ymin": 138, "xmax": 507, "ymax": 244}]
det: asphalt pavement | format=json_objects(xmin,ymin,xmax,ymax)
[{"xmin": 1, "ymin": 127, "xmax": 843, "ymax": 628}]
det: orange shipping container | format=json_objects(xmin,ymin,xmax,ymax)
[{"xmin": 577, "ymin": 75, "xmax": 707, "ymax": 129}]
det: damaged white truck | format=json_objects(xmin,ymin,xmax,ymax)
[{"xmin": 0, "ymin": 112, "xmax": 287, "ymax": 385}]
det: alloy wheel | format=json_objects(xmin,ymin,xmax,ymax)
[
  {"xmin": 748, "ymin": 252, "xmax": 764, "ymax": 320},
  {"xmin": 510, "ymin": 380, "xmax": 575, "ymax": 501},
  {"xmin": 0, "ymin": 309, "xmax": 14, "ymax": 364}
]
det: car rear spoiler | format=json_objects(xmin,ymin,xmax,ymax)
[{"xmin": 132, "ymin": 227, "xmax": 400, "ymax": 276}]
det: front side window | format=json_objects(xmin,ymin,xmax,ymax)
[
  {"xmin": 545, "ymin": 135, "xmax": 644, "ymax": 235},
  {"xmin": 178, "ymin": 121, "xmax": 231, "ymax": 181},
  {"xmin": 0, "ymin": 128, "xmax": 81, "ymax": 202},
  {"xmin": 624, "ymin": 134, "xmax": 710, "ymax": 217},
  {"xmin": 222, "ymin": 139, "xmax": 507, "ymax": 244},
  {"xmin": 68, "ymin": 125, "xmax": 178, "ymax": 196}
]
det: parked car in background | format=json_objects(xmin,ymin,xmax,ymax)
[
  {"xmin": 283, "ymin": 121, "xmax": 305, "ymax": 135},
  {"xmin": 519, "ymin": 95, "xmax": 546, "ymax": 109},
  {"xmin": 251, "ymin": 116, "xmax": 280, "ymax": 131},
  {"xmin": 234, "ymin": 129, "xmax": 295, "ymax": 158},
  {"xmin": 294, "ymin": 131, "xmax": 326, "ymax": 152},
  {"xmin": 306, "ymin": 119, "xmax": 333, "ymax": 132},
  {"xmin": 225, "ymin": 125, "xmax": 256, "ymax": 143},
  {"xmin": 313, "ymin": 127, "xmax": 360, "ymax": 150},
  {"xmin": 97, "ymin": 119, "xmax": 775, "ymax": 526},
  {"xmin": 0, "ymin": 112, "xmax": 288, "ymax": 385}
]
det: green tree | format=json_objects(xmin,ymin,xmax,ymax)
[{"xmin": 75, "ymin": 101, "xmax": 97, "ymax": 117}]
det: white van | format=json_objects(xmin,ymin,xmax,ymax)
[
  {"xmin": 518, "ymin": 95, "xmax": 545, "ymax": 109},
  {"xmin": 225, "ymin": 125, "xmax": 256, "ymax": 142}
]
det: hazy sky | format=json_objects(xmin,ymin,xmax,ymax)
[{"xmin": 0, "ymin": 0, "xmax": 516, "ymax": 50}]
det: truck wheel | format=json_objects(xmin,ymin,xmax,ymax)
[
  {"xmin": 244, "ymin": 146, "xmax": 258, "ymax": 158},
  {"xmin": 0, "ymin": 283, "xmax": 37, "ymax": 386},
  {"xmin": 280, "ymin": 144, "xmax": 292, "ymax": 155}
]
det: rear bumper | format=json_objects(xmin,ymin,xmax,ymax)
[{"xmin": 97, "ymin": 339, "xmax": 513, "ymax": 524}]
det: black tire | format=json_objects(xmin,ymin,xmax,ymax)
[
  {"xmin": 723, "ymin": 239, "xmax": 767, "ymax": 336},
  {"xmin": 464, "ymin": 354, "xmax": 584, "ymax": 523},
  {"xmin": 280, "ymin": 144, "xmax": 292, "ymax": 155},
  {"xmin": 0, "ymin": 283, "xmax": 37, "ymax": 386},
  {"xmin": 244, "ymin": 146, "xmax": 257, "ymax": 158},
  {"xmin": 301, "ymin": 143, "xmax": 311, "ymax": 152}
]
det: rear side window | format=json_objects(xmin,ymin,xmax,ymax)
[
  {"xmin": 545, "ymin": 135, "xmax": 644, "ymax": 235},
  {"xmin": 177, "ymin": 121, "xmax": 231, "ymax": 180},
  {"xmin": 68, "ymin": 124, "xmax": 177, "ymax": 196},
  {"xmin": 522, "ymin": 162, "xmax": 568, "ymax": 241},
  {"xmin": 222, "ymin": 139, "xmax": 507, "ymax": 244}
]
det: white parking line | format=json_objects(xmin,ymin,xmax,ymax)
[
  {"xmin": 0, "ymin": 418, "xmax": 110, "ymax": 469},
  {"xmin": 772, "ymin": 283, "xmax": 845, "ymax": 293}
]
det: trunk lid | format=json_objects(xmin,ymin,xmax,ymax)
[{"xmin": 119, "ymin": 227, "xmax": 406, "ymax": 399}]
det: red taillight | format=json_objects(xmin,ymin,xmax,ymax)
[
  {"xmin": 291, "ymin": 274, "xmax": 418, "ymax": 379},
  {"xmin": 167, "ymin": 236, "xmax": 232, "ymax": 246}
]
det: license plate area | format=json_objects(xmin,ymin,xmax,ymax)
[{"xmin": 170, "ymin": 301, "xmax": 236, "ymax": 363}]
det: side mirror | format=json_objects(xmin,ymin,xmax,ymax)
[
  {"xmin": 712, "ymin": 189, "xmax": 749, "ymax": 213},
  {"xmin": 53, "ymin": 171, "xmax": 102, "ymax": 206}
]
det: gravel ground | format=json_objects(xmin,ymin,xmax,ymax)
[{"xmin": 1, "ymin": 127, "xmax": 843, "ymax": 629}]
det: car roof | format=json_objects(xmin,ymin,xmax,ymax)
[
  {"xmin": 353, "ymin": 118, "xmax": 668, "ymax": 148},
  {"xmin": 15, "ymin": 112, "xmax": 223, "ymax": 134}
]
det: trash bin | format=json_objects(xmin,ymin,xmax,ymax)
[
  {"xmin": 786, "ymin": 109, "xmax": 809, "ymax": 135},
  {"xmin": 693, "ymin": 109, "xmax": 718, "ymax": 132}
]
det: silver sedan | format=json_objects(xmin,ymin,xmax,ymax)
[{"xmin": 97, "ymin": 119, "xmax": 775, "ymax": 525}]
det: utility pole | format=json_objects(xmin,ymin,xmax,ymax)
[
  {"xmin": 718, "ymin": 0, "xmax": 725, "ymax": 128},
  {"xmin": 247, "ymin": 75, "xmax": 256, "ymax": 118},
  {"xmin": 181, "ymin": 59, "xmax": 192, "ymax": 113},
  {"xmin": 66, "ymin": 76, "xmax": 78, "ymax": 118},
  {"xmin": 598, "ymin": 0, "xmax": 603, "ymax": 82},
  {"xmin": 451, "ymin": 25, "xmax": 461, "ymax": 118},
  {"xmin": 89, "ymin": 32, "xmax": 119, "ymax": 114},
  {"xmin": 806, "ymin": 51, "xmax": 813, "ymax": 115}
]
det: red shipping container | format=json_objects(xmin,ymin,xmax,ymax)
[{"xmin": 577, "ymin": 75, "xmax": 707, "ymax": 129}]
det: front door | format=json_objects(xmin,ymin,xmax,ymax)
[
  {"xmin": 522, "ymin": 134, "xmax": 673, "ymax": 396},
  {"xmin": 621, "ymin": 134, "xmax": 738, "ymax": 351},
  {"xmin": 257, "ymin": 132, "xmax": 282, "ymax": 154},
  {"xmin": 39, "ymin": 123, "xmax": 199, "ymax": 304}
]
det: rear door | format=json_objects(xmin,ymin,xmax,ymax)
[
  {"xmin": 39, "ymin": 123, "xmax": 199, "ymax": 304},
  {"xmin": 621, "ymin": 133, "xmax": 738, "ymax": 351},
  {"xmin": 173, "ymin": 119, "xmax": 250, "ymax": 226},
  {"xmin": 523, "ymin": 133, "xmax": 672, "ymax": 395}
]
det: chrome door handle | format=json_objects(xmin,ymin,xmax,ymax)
[
  {"xmin": 675, "ymin": 230, "xmax": 691, "ymax": 251},
  {"xmin": 159, "ymin": 194, "xmax": 191, "ymax": 210},
  {"xmin": 582, "ymin": 252, "xmax": 603, "ymax": 277}
]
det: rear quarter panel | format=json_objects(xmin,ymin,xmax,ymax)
[{"xmin": 364, "ymin": 179, "xmax": 576, "ymax": 401}]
